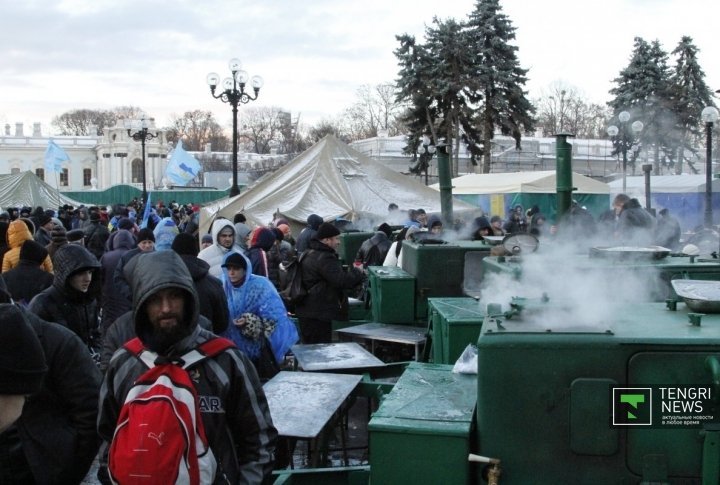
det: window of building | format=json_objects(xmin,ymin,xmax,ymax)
[
  {"xmin": 83, "ymin": 168, "xmax": 92, "ymax": 186},
  {"xmin": 60, "ymin": 169, "xmax": 69, "ymax": 186},
  {"xmin": 131, "ymin": 159, "xmax": 143, "ymax": 183},
  {"xmin": 35, "ymin": 168, "xmax": 45, "ymax": 181}
]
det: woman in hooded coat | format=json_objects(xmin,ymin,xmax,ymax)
[
  {"xmin": 220, "ymin": 251, "xmax": 299, "ymax": 378},
  {"xmin": 3, "ymin": 219, "xmax": 53, "ymax": 273}
]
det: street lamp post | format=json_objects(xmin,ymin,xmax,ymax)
[
  {"xmin": 701, "ymin": 106, "xmax": 719, "ymax": 227},
  {"xmin": 207, "ymin": 58, "xmax": 264, "ymax": 197},
  {"xmin": 607, "ymin": 110, "xmax": 643, "ymax": 193},
  {"xmin": 417, "ymin": 134, "xmax": 436, "ymax": 185},
  {"xmin": 127, "ymin": 118, "xmax": 157, "ymax": 204}
]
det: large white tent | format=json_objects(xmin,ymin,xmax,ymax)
[
  {"xmin": 0, "ymin": 171, "xmax": 84, "ymax": 210},
  {"xmin": 199, "ymin": 135, "xmax": 478, "ymax": 234},
  {"xmin": 430, "ymin": 170, "xmax": 609, "ymax": 194},
  {"xmin": 429, "ymin": 171, "xmax": 610, "ymax": 220}
]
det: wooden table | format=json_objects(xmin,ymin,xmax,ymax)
[
  {"xmin": 291, "ymin": 342, "xmax": 386, "ymax": 372},
  {"xmin": 264, "ymin": 371, "xmax": 363, "ymax": 467},
  {"xmin": 336, "ymin": 322, "xmax": 427, "ymax": 361}
]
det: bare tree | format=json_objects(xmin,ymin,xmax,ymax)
[
  {"xmin": 52, "ymin": 109, "xmax": 116, "ymax": 135},
  {"xmin": 307, "ymin": 118, "xmax": 347, "ymax": 143},
  {"xmin": 533, "ymin": 83, "xmax": 611, "ymax": 138},
  {"xmin": 166, "ymin": 110, "xmax": 229, "ymax": 151},
  {"xmin": 342, "ymin": 83, "xmax": 403, "ymax": 141},
  {"xmin": 238, "ymin": 106, "xmax": 286, "ymax": 154}
]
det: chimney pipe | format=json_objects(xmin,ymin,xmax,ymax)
[{"xmin": 555, "ymin": 132, "xmax": 575, "ymax": 220}]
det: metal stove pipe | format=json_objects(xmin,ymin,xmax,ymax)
[
  {"xmin": 437, "ymin": 142, "xmax": 454, "ymax": 225},
  {"xmin": 555, "ymin": 133, "xmax": 575, "ymax": 220}
]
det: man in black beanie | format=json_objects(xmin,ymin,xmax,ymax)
[
  {"xmin": 294, "ymin": 222, "xmax": 365, "ymax": 343},
  {"xmin": 2, "ymin": 240, "xmax": 54, "ymax": 305},
  {"xmin": 0, "ymin": 295, "xmax": 101, "ymax": 483},
  {"xmin": 172, "ymin": 232, "xmax": 229, "ymax": 334},
  {"xmin": 0, "ymin": 304, "xmax": 47, "ymax": 434},
  {"xmin": 354, "ymin": 222, "xmax": 393, "ymax": 268},
  {"xmin": 295, "ymin": 213, "xmax": 324, "ymax": 254},
  {"xmin": 33, "ymin": 211, "xmax": 54, "ymax": 247}
]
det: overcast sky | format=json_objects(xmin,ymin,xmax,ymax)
[{"xmin": 1, "ymin": 0, "xmax": 718, "ymax": 136}]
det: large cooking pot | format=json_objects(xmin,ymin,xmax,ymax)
[
  {"xmin": 671, "ymin": 279, "xmax": 720, "ymax": 313},
  {"xmin": 589, "ymin": 245, "xmax": 671, "ymax": 260}
]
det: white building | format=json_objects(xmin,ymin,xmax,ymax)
[{"xmin": 0, "ymin": 121, "xmax": 171, "ymax": 192}]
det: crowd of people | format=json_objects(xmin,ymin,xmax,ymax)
[{"xmin": 0, "ymin": 193, "xmax": 684, "ymax": 483}]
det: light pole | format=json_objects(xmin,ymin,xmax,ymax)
[
  {"xmin": 207, "ymin": 58, "xmax": 263, "ymax": 197},
  {"xmin": 417, "ymin": 134, "xmax": 436, "ymax": 185},
  {"xmin": 607, "ymin": 110, "xmax": 643, "ymax": 193},
  {"xmin": 701, "ymin": 106, "xmax": 719, "ymax": 227},
  {"xmin": 127, "ymin": 117, "xmax": 157, "ymax": 204}
]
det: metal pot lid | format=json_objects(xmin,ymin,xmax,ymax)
[{"xmin": 502, "ymin": 233, "xmax": 539, "ymax": 255}]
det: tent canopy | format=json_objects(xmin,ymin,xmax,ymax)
[
  {"xmin": 431, "ymin": 170, "xmax": 610, "ymax": 194},
  {"xmin": 199, "ymin": 135, "xmax": 479, "ymax": 235},
  {"xmin": 0, "ymin": 171, "xmax": 84, "ymax": 210}
]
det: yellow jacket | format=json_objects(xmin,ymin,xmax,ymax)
[{"xmin": 2, "ymin": 219, "xmax": 53, "ymax": 273}]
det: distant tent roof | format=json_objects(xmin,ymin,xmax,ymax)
[
  {"xmin": 608, "ymin": 175, "xmax": 720, "ymax": 194},
  {"xmin": 0, "ymin": 171, "xmax": 84, "ymax": 209},
  {"xmin": 430, "ymin": 171, "xmax": 610, "ymax": 194},
  {"xmin": 200, "ymin": 135, "xmax": 478, "ymax": 234}
]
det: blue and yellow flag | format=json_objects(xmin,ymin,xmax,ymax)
[
  {"xmin": 44, "ymin": 140, "xmax": 70, "ymax": 173},
  {"xmin": 165, "ymin": 140, "xmax": 201, "ymax": 186}
]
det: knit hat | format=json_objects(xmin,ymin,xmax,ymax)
[
  {"xmin": 171, "ymin": 233, "xmax": 199, "ymax": 257},
  {"xmin": 222, "ymin": 252, "xmax": 247, "ymax": 269},
  {"xmin": 315, "ymin": 222, "xmax": 341, "ymax": 240},
  {"xmin": 66, "ymin": 229, "xmax": 84, "ymax": 243},
  {"xmin": 201, "ymin": 234, "xmax": 213, "ymax": 244},
  {"xmin": 37, "ymin": 212, "xmax": 52, "ymax": 227},
  {"xmin": 137, "ymin": 227, "xmax": 155, "ymax": 243},
  {"xmin": 0, "ymin": 304, "xmax": 48, "ymax": 395},
  {"xmin": 0, "ymin": 211, "xmax": 9, "ymax": 221},
  {"xmin": 89, "ymin": 211, "xmax": 101, "ymax": 222},
  {"xmin": 117, "ymin": 217, "xmax": 135, "ymax": 231},
  {"xmin": 272, "ymin": 228, "xmax": 284, "ymax": 241},
  {"xmin": 377, "ymin": 222, "xmax": 393, "ymax": 238},
  {"xmin": 307, "ymin": 214, "xmax": 324, "ymax": 230},
  {"xmin": 51, "ymin": 223, "xmax": 67, "ymax": 244},
  {"xmin": 20, "ymin": 240, "xmax": 48, "ymax": 264}
]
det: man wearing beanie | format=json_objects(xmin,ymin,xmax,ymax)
[
  {"xmin": 46, "ymin": 223, "xmax": 68, "ymax": 261},
  {"xmin": 2, "ymin": 240, "xmax": 54, "ymax": 305},
  {"xmin": 355, "ymin": 222, "xmax": 393, "ymax": 268},
  {"xmin": 83, "ymin": 209, "xmax": 110, "ymax": 260},
  {"xmin": 33, "ymin": 211, "xmax": 54, "ymax": 247},
  {"xmin": 294, "ymin": 222, "xmax": 365, "ymax": 344},
  {"xmin": 0, "ymin": 305, "xmax": 47, "ymax": 434},
  {"xmin": 172, "ymin": 232, "xmax": 229, "ymax": 334},
  {"xmin": 296, "ymin": 213, "xmax": 324, "ymax": 254},
  {"xmin": 0, "ymin": 301, "xmax": 101, "ymax": 484}
]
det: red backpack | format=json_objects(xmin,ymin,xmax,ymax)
[{"xmin": 108, "ymin": 337, "xmax": 235, "ymax": 485}]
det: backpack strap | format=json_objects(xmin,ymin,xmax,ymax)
[
  {"xmin": 123, "ymin": 336, "xmax": 236, "ymax": 370},
  {"xmin": 179, "ymin": 337, "xmax": 236, "ymax": 370}
]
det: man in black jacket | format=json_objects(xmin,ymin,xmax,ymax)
[
  {"xmin": 295, "ymin": 223, "xmax": 365, "ymax": 343},
  {"xmin": 98, "ymin": 250, "xmax": 276, "ymax": 483},
  {"xmin": 2, "ymin": 240, "xmax": 54, "ymax": 305},
  {"xmin": 0, "ymin": 288, "xmax": 101, "ymax": 484},
  {"xmin": 172, "ymin": 232, "xmax": 229, "ymax": 334}
]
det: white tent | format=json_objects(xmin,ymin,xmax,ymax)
[
  {"xmin": 200, "ymin": 135, "xmax": 478, "ymax": 235},
  {"xmin": 0, "ymin": 171, "xmax": 84, "ymax": 210},
  {"xmin": 608, "ymin": 174, "xmax": 720, "ymax": 195},
  {"xmin": 430, "ymin": 170, "xmax": 609, "ymax": 194}
]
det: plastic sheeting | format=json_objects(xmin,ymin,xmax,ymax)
[
  {"xmin": 0, "ymin": 171, "xmax": 84, "ymax": 210},
  {"xmin": 199, "ymin": 135, "xmax": 479, "ymax": 235}
]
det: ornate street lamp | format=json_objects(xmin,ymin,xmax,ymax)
[
  {"xmin": 127, "ymin": 117, "xmax": 157, "ymax": 204},
  {"xmin": 607, "ymin": 110, "xmax": 643, "ymax": 193},
  {"xmin": 701, "ymin": 106, "xmax": 719, "ymax": 227},
  {"xmin": 416, "ymin": 134, "xmax": 436, "ymax": 185},
  {"xmin": 207, "ymin": 58, "xmax": 263, "ymax": 197}
]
